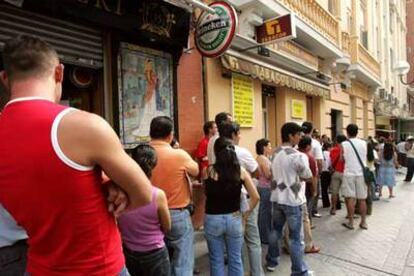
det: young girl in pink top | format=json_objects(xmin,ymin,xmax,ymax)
[{"xmin": 118, "ymin": 144, "xmax": 171, "ymax": 276}]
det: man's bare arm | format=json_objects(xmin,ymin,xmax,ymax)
[{"xmin": 58, "ymin": 111, "xmax": 152, "ymax": 208}]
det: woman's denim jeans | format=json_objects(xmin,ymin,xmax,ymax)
[
  {"xmin": 204, "ymin": 213, "xmax": 244, "ymax": 276},
  {"xmin": 258, "ymin": 186, "xmax": 271, "ymax": 244}
]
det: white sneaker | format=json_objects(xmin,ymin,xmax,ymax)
[
  {"xmin": 266, "ymin": 265, "xmax": 277, "ymax": 272},
  {"xmin": 308, "ymin": 270, "xmax": 315, "ymax": 276}
]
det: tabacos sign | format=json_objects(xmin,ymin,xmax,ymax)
[
  {"xmin": 195, "ymin": 1, "xmax": 238, "ymax": 58},
  {"xmin": 256, "ymin": 14, "xmax": 296, "ymax": 44}
]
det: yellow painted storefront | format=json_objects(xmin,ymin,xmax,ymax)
[
  {"xmin": 204, "ymin": 50, "xmax": 376, "ymax": 154},
  {"xmin": 204, "ymin": 54, "xmax": 330, "ymax": 152},
  {"xmin": 322, "ymin": 80, "xmax": 375, "ymax": 139}
]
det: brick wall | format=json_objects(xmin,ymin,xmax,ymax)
[{"xmin": 177, "ymin": 33, "xmax": 204, "ymax": 155}]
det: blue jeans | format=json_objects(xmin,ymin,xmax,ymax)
[
  {"xmin": 166, "ymin": 209, "xmax": 194, "ymax": 276},
  {"xmin": 258, "ymin": 187, "xmax": 271, "ymax": 244},
  {"xmin": 266, "ymin": 203, "xmax": 309, "ymax": 276},
  {"xmin": 204, "ymin": 213, "xmax": 243, "ymax": 276},
  {"xmin": 243, "ymin": 201, "xmax": 264, "ymax": 276}
]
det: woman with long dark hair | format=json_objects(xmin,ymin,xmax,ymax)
[
  {"xmin": 203, "ymin": 137, "xmax": 259, "ymax": 276},
  {"xmin": 377, "ymin": 142, "xmax": 399, "ymax": 198}
]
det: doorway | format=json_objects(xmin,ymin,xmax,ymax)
[{"xmin": 331, "ymin": 109, "xmax": 343, "ymax": 139}]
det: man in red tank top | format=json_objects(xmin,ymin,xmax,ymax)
[{"xmin": 0, "ymin": 36, "xmax": 153, "ymax": 275}]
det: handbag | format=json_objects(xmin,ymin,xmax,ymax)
[{"xmin": 347, "ymin": 140, "xmax": 373, "ymax": 185}]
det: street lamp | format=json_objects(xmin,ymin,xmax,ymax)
[{"xmin": 394, "ymin": 60, "xmax": 414, "ymax": 85}]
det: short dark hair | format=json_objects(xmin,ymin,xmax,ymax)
[
  {"xmin": 346, "ymin": 124, "xmax": 358, "ymax": 137},
  {"xmin": 215, "ymin": 112, "xmax": 231, "ymax": 126},
  {"xmin": 150, "ymin": 116, "xmax": 173, "ymax": 139},
  {"xmin": 203, "ymin": 121, "xmax": 215, "ymax": 135},
  {"xmin": 131, "ymin": 144, "xmax": 157, "ymax": 178},
  {"xmin": 335, "ymin": 134, "xmax": 347, "ymax": 144},
  {"xmin": 302, "ymin": 121, "xmax": 313, "ymax": 134},
  {"xmin": 298, "ymin": 136, "xmax": 312, "ymax": 150},
  {"xmin": 219, "ymin": 122, "xmax": 240, "ymax": 140},
  {"xmin": 2, "ymin": 35, "xmax": 59, "ymax": 82},
  {"xmin": 281, "ymin": 122, "xmax": 302, "ymax": 143},
  {"xmin": 256, "ymin": 138, "xmax": 270, "ymax": 155},
  {"xmin": 322, "ymin": 142, "xmax": 332, "ymax": 151}
]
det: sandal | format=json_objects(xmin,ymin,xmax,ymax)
[
  {"xmin": 342, "ymin": 222, "xmax": 354, "ymax": 230},
  {"xmin": 305, "ymin": 245, "xmax": 321, "ymax": 254},
  {"xmin": 359, "ymin": 223, "xmax": 368, "ymax": 230},
  {"xmin": 330, "ymin": 209, "xmax": 336, "ymax": 215}
]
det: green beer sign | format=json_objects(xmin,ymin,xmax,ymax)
[{"xmin": 195, "ymin": 1, "xmax": 238, "ymax": 58}]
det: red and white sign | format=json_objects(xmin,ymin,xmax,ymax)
[{"xmin": 195, "ymin": 1, "xmax": 238, "ymax": 58}]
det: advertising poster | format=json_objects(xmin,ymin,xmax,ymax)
[
  {"xmin": 118, "ymin": 43, "xmax": 174, "ymax": 147},
  {"xmin": 291, "ymin": 99, "xmax": 305, "ymax": 120},
  {"xmin": 232, "ymin": 73, "xmax": 254, "ymax": 127}
]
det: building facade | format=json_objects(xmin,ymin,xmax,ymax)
[
  {"xmin": 0, "ymin": 0, "xmax": 205, "ymax": 153},
  {"xmin": 200, "ymin": 0, "xmax": 408, "ymax": 152}
]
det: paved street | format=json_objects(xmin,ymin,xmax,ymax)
[{"xmin": 194, "ymin": 170, "xmax": 414, "ymax": 275}]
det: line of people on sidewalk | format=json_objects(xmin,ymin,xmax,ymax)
[{"xmin": 0, "ymin": 35, "xmax": 406, "ymax": 276}]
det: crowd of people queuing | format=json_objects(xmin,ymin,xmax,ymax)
[{"xmin": 0, "ymin": 36, "xmax": 412, "ymax": 276}]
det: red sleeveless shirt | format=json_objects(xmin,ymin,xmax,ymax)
[{"xmin": 0, "ymin": 98, "xmax": 124, "ymax": 275}]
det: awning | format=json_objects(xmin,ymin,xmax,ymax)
[{"xmin": 221, "ymin": 51, "xmax": 330, "ymax": 98}]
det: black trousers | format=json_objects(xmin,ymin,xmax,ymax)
[
  {"xmin": 0, "ymin": 239, "xmax": 27, "ymax": 276},
  {"xmin": 320, "ymin": 171, "xmax": 332, "ymax": 208},
  {"xmin": 405, "ymin": 158, "xmax": 414, "ymax": 182},
  {"xmin": 124, "ymin": 245, "xmax": 170, "ymax": 276}
]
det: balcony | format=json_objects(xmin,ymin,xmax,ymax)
[
  {"xmin": 341, "ymin": 32, "xmax": 350, "ymax": 55},
  {"xmin": 228, "ymin": 0, "xmax": 343, "ymax": 58},
  {"xmin": 357, "ymin": 44, "xmax": 381, "ymax": 79},
  {"xmin": 348, "ymin": 38, "xmax": 381, "ymax": 87},
  {"xmin": 278, "ymin": 0, "xmax": 340, "ymax": 46}
]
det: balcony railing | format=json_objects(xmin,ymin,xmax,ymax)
[
  {"xmin": 349, "ymin": 38, "xmax": 381, "ymax": 80},
  {"xmin": 279, "ymin": 0, "xmax": 340, "ymax": 45},
  {"xmin": 341, "ymin": 32, "xmax": 350, "ymax": 55},
  {"xmin": 268, "ymin": 41, "xmax": 319, "ymax": 69},
  {"xmin": 358, "ymin": 44, "xmax": 380, "ymax": 79}
]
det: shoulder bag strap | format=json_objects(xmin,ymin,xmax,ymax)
[{"xmin": 347, "ymin": 140, "xmax": 365, "ymax": 170}]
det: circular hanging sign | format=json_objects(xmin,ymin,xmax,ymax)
[
  {"xmin": 195, "ymin": 1, "xmax": 238, "ymax": 58},
  {"xmin": 69, "ymin": 67, "xmax": 93, "ymax": 88}
]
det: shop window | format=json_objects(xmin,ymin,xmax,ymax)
[{"xmin": 61, "ymin": 64, "xmax": 102, "ymax": 114}]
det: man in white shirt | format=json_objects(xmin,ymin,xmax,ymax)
[
  {"xmin": 266, "ymin": 123, "xmax": 312, "ymax": 275},
  {"xmin": 0, "ymin": 204, "xmax": 28, "ymax": 275},
  {"xmin": 218, "ymin": 122, "xmax": 263, "ymax": 276},
  {"xmin": 207, "ymin": 112, "xmax": 232, "ymax": 165},
  {"xmin": 302, "ymin": 121, "xmax": 323, "ymax": 218},
  {"xmin": 341, "ymin": 124, "xmax": 368, "ymax": 230}
]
